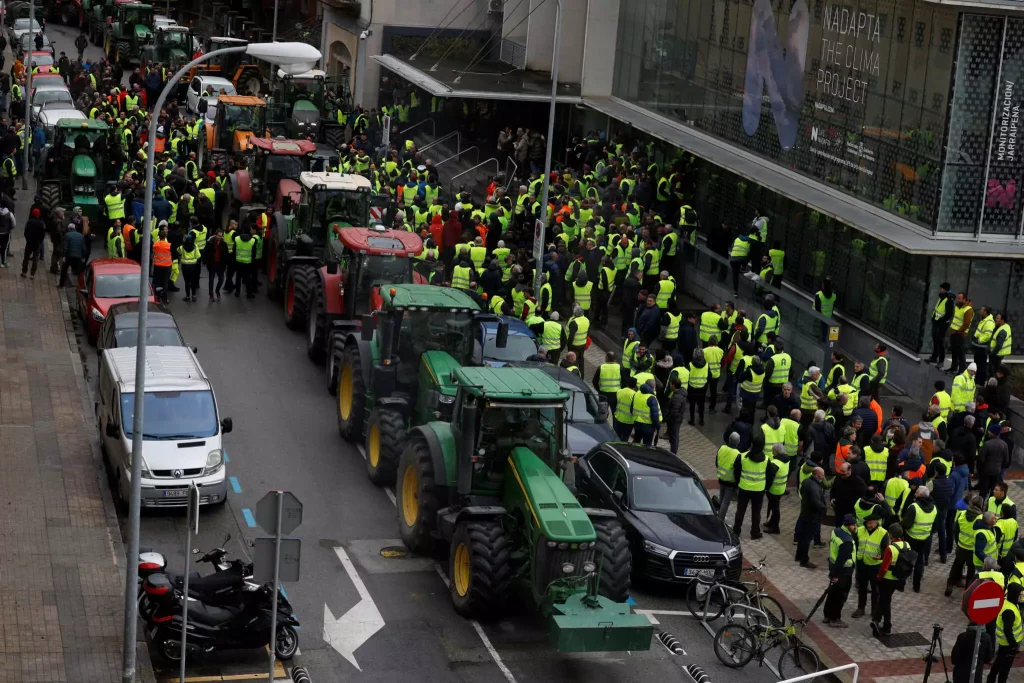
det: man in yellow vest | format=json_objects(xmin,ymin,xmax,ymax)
[
  {"xmin": 973, "ymin": 306, "xmax": 996, "ymax": 384},
  {"xmin": 872, "ymin": 523, "xmax": 908, "ymax": 636},
  {"xmin": 928, "ymin": 282, "xmax": 955, "ymax": 370},
  {"xmin": 951, "ymin": 363, "xmax": 977, "ymax": 414},
  {"xmin": 991, "ymin": 583, "xmax": 1024, "ymax": 683},
  {"xmin": 852, "ymin": 512, "xmax": 888, "ymax": 619},
  {"xmin": 945, "ymin": 494, "xmax": 985, "ymax": 596},
  {"xmin": 949, "ymin": 292, "xmax": 974, "ymax": 376},
  {"xmin": 732, "ymin": 435, "xmax": 768, "ymax": 540},
  {"xmin": 566, "ymin": 306, "xmax": 590, "ymax": 375},
  {"xmin": 716, "ymin": 433, "xmax": 742, "ymax": 520},
  {"xmin": 541, "ymin": 311, "xmax": 565, "ymax": 364},
  {"xmin": 900, "ymin": 486, "xmax": 937, "ymax": 592},
  {"xmin": 823, "ymin": 513, "xmax": 858, "ymax": 628},
  {"xmin": 704, "ymin": 336, "xmax": 725, "ymax": 415},
  {"xmin": 631, "ymin": 380, "xmax": 661, "ymax": 446},
  {"xmin": 593, "ymin": 351, "xmax": 621, "ymax": 411},
  {"xmin": 763, "ymin": 339, "xmax": 792, "ymax": 408},
  {"xmin": 613, "ymin": 377, "xmax": 637, "ymax": 441},
  {"xmin": 699, "ymin": 303, "xmax": 722, "ymax": 346},
  {"xmin": 990, "ymin": 312, "xmax": 1013, "ymax": 376},
  {"xmin": 764, "ymin": 444, "xmax": 790, "ymax": 535}
]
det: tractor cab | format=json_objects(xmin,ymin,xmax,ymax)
[
  {"xmin": 331, "ymin": 228, "xmax": 422, "ymax": 320},
  {"xmin": 39, "ymin": 119, "xmax": 112, "ymax": 222},
  {"xmin": 107, "ymin": 2, "xmax": 154, "ymax": 64},
  {"xmin": 141, "ymin": 25, "xmax": 192, "ymax": 72},
  {"xmin": 201, "ymin": 95, "xmax": 267, "ymax": 166},
  {"xmin": 191, "ymin": 37, "xmax": 264, "ymax": 96},
  {"xmin": 245, "ymin": 137, "xmax": 317, "ymax": 208},
  {"xmin": 270, "ymin": 69, "xmax": 326, "ymax": 140},
  {"xmin": 293, "ymin": 172, "xmax": 371, "ymax": 245}
]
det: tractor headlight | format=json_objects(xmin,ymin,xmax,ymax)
[
  {"xmin": 547, "ymin": 541, "xmax": 557, "ymax": 548},
  {"xmin": 561, "ymin": 563, "xmax": 575, "ymax": 574},
  {"xmin": 297, "ymin": 121, "xmax": 306, "ymax": 127},
  {"xmin": 438, "ymin": 394, "xmax": 455, "ymax": 404},
  {"xmin": 582, "ymin": 561, "xmax": 596, "ymax": 573},
  {"xmin": 558, "ymin": 542, "xmax": 569, "ymax": 550}
]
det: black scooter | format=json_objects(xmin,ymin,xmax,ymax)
[
  {"xmin": 137, "ymin": 535, "xmax": 250, "ymax": 611},
  {"xmin": 143, "ymin": 572, "xmax": 299, "ymax": 663}
]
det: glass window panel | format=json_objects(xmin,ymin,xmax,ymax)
[{"xmin": 967, "ymin": 260, "xmax": 1010, "ymax": 319}]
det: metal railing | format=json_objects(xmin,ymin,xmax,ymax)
[
  {"xmin": 419, "ymin": 130, "xmax": 460, "ymax": 158},
  {"xmin": 399, "ymin": 118, "xmax": 434, "ymax": 142},
  {"xmin": 449, "ymin": 158, "xmax": 500, "ymax": 199},
  {"xmin": 436, "ymin": 145, "xmax": 479, "ymax": 169},
  {"xmin": 503, "ymin": 157, "xmax": 519, "ymax": 192}
]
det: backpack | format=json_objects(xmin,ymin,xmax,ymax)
[{"xmin": 890, "ymin": 541, "xmax": 918, "ymax": 580}]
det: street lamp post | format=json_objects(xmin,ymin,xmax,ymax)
[
  {"xmin": 22, "ymin": 0, "xmax": 36, "ymax": 190},
  {"xmin": 120, "ymin": 42, "xmax": 321, "ymax": 683},
  {"xmin": 532, "ymin": 0, "xmax": 562, "ymax": 294}
]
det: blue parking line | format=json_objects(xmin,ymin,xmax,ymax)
[
  {"xmin": 627, "ymin": 596, "xmax": 636, "ymax": 606},
  {"xmin": 280, "ymin": 586, "xmax": 288, "ymax": 599},
  {"xmin": 229, "ymin": 477, "xmax": 242, "ymax": 494},
  {"xmin": 223, "ymin": 450, "xmax": 230, "ymax": 463},
  {"xmin": 242, "ymin": 509, "xmax": 256, "ymax": 527}
]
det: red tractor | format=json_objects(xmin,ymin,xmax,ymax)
[
  {"xmin": 304, "ymin": 226, "xmax": 426, "ymax": 364},
  {"xmin": 229, "ymin": 137, "xmax": 318, "ymax": 227}
]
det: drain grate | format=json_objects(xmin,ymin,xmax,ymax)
[{"xmin": 878, "ymin": 632, "xmax": 930, "ymax": 648}]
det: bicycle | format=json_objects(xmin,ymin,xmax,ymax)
[
  {"xmin": 713, "ymin": 617, "xmax": 821, "ymax": 678},
  {"xmin": 685, "ymin": 557, "xmax": 786, "ymax": 628}
]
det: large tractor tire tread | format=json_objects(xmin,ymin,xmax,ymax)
[
  {"xmin": 592, "ymin": 518, "xmax": 632, "ymax": 603},
  {"xmin": 449, "ymin": 519, "xmax": 512, "ymax": 619},
  {"xmin": 365, "ymin": 407, "xmax": 406, "ymax": 486},
  {"xmin": 305, "ymin": 281, "xmax": 327, "ymax": 364},
  {"xmin": 326, "ymin": 330, "xmax": 344, "ymax": 396},
  {"xmin": 335, "ymin": 343, "xmax": 366, "ymax": 441},
  {"xmin": 284, "ymin": 264, "xmax": 313, "ymax": 330},
  {"xmin": 396, "ymin": 436, "xmax": 441, "ymax": 555},
  {"xmin": 40, "ymin": 182, "xmax": 61, "ymax": 214}
]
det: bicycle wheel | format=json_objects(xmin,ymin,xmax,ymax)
[
  {"xmin": 686, "ymin": 579, "xmax": 727, "ymax": 621},
  {"xmin": 756, "ymin": 594, "xmax": 786, "ymax": 628},
  {"xmin": 713, "ymin": 622, "xmax": 757, "ymax": 668},
  {"xmin": 778, "ymin": 643, "xmax": 820, "ymax": 679}
]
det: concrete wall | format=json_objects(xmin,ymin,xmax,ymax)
[
  {"xmin": 581, "ymin": 0, "xmax": 619, "ymax": 97},
  {"xmin": 524, "ymin": 0, "xmax": 586, "ymax": 83}
]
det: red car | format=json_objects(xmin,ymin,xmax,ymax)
[{"xmin": 77, "ymin": 258, "xmax": 157, "ymax": 344}]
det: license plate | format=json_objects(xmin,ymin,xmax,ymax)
[
  {"xmin": 162, "ymin": 489, "xmax": 188, "ymax": 498},
  {"xmin": 684, "ymin": 568, "xmax": 716, "ymax": 577}
]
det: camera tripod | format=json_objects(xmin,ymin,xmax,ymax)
[{"xmin": 922, "ymin": 623, "xmax": 950, "ymax": 683}]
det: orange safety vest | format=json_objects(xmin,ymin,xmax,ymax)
[
  {"xmin": 834, "ymin": 442, "xmax": 852, "ymax": 473},
  {"xmin": 153, "ymin": 240, "xmax": 172, "ymax": 267},
  {"xmin": 122, "ymin": 224, "xmax": 136, "ymax": 244}
]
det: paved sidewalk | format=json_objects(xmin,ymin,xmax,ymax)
[
  {"xmin": 579, "ymin": 317, "xmax": 1024, "ymax": 683},
  {"xmin": 0, "ymin": 204, "xmax": 127, "ymax": 682}
]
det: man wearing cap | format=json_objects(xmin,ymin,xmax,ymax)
[
  {"xmin": 824, "ymin": 514, "xmax": 858, "ymax": 628},
  {"xmin": 951, "ymin": 363, "xmax": 978, "ymax": 415}
]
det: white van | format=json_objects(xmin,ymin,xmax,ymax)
[{"xmin": 98, "ymin": 346, "xmax": 230, "ymax": 508}]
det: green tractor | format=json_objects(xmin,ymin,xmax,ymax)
[
  {"xmin": 140, "ymin": 24, "xmax": 193, "ymax": 75},
  {"xmin": 38, "ymin": 119, "xmax": 113, "ymax": 223},
  {"xmin": 330, "ymin": 285, "xmax": 482, "ymax": 483},
  {"xmin": 104, "ymin": 0, "xmax": 154, "ymax": 65},
  {"xmin": 268, "ymin": 69, "xmax": 347, "ymax": 148},
  {"xmin": 395, "ymin": 366, "xmax": 653, "ymax": 652}
]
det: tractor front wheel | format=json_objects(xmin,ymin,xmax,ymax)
[
  {"xmin": 396, "ymin": 436, "xmax": 440, "ymax": 555},
  {"xmin": 365, "ymin": 407, "xmax": 405, "ymax": 486},
  {"xmin": 284, "ymin": 264, "xmax": 313, "ymax": 330},
  {"xmin": 336, "ymin": 344, "xmax": 366, "ymax": 441},
  {"xmin": 592, "ymin": 518, "xmax": 632, "ymax": 604},
  {"xmin": 40, "ymin": 181, "xmax": 61, "ymax": 216},
  {"xmin": 326, "ymin": 329, "xmax": 343, "ymax": 396},
  {"xmin": 449, "ymin": 519, "xmax": 512, "ymax": 619},
  {"xmin": 306, "ymin": 281, "xmax": 327, "ymax": 364}
]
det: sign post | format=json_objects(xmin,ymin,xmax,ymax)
[
  {"xmin": 963, "ymin": 578, "xmax": 1004, "ymax": 683},
  {"xmin": 178, "ymin": 482, "xmax": 200, "ymax": 682},
  {"xmin": 255, "ymin": 491, "xmax": 303, "ymax": 682}
]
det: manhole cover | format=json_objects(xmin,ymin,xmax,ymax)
[
  {"xmin": 380, "ymin": 546, "xmax": 409, "ymax": 558},
  {"xmin": 878, "ymin": 632, "xmax": 930, "ymax": 648}
]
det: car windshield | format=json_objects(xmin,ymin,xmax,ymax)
[
  {"xmin": 120, "ymin": 390, "xmax": 218, "ymax": 440},
  {"xmin": 221, "ymin": 102, "xmax": 262, "ymax": 133},
  {"xmin": 396, "ymin": 309, "xmax": 475, "ymax": 366},
  {"xmin": 94, "ymin": 273, "xmax": 141, "ymax": 298},
  {"xmin": 564, "ymin": 385, "xmax": 600, "ymax": 423},
  {"xmin": 161, "ymin": 30, "xmax": 188, "ymax": 46},
  {"xmin": 34, "ymin": 90, "xmax": 72, "ymax": 105},
  {"xmin": 31, "ymin": 54, "xmax": 53, "ymax": 66},
  {"xmin": 114, "ymin": 327, "xmax": 183, "ymax": 348},
  {"xmin": 479, "ymin": 332, "xmax": 538, "ymax": 363},
  {"xmin": 20, "ymin": 33, "xmax": 46, "ymax": 48},
  {"xmin": 15, "ymin": 19, "xmax": 40, "ymax": 30},
  {"xmin": 631, "ymin": 474, "xmax": 715, "ymax": 514}
]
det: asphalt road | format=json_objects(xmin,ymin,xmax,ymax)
[{"xmin": 53, "ymin": 21, "xmax": 776, "ymax": 682}]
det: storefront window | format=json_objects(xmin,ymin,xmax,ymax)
[{"xmin": 613, "ymin": 0, "xmax": 957, "ymax": 229}]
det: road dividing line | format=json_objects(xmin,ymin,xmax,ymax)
[{"xmin": 433, "ymin": 563, "xmax": 517, "ymax": 683}]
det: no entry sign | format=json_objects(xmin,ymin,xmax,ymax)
[{"xmin": 962, "ymin": 578, "xmax": 1005, "ymax": 625}]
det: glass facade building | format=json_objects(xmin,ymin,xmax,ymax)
[{"xmin": 609, "ymin": 0, "xmax": 1024, "ymax": 355}]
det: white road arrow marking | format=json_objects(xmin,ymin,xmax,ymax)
[{"xmin": 323, "ymin": 545, "xmax": 385, "ymax": 671}]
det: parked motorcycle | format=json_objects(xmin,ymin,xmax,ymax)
[{"xmin": 143, "ymin": 571, "xmax": 299, "ymax": 663}]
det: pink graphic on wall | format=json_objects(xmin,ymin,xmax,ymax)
[{"xmin": 987, "ymin": 178, "xmax": 1017, "ymax": 209}]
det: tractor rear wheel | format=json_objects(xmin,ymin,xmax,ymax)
[
  {"xmin": 396, "ymin": 436, "xmax": 440, "ymax": 555},
  {"xmin": 336, "ymin": 344, "xmax": 366, "ymax": 441},
  {"xmin": 592, "ymin": 518, "xmax": 632, "ymax": 604},
  {"xmin": 284, "ymin": 264, "xmax": 313, "ymax": 330},
  {"xmin": 449, "ymin": 519, "xmax": 511, "ymax": 619},
  {"xmin": 365, "ymin": 407, "xmax": 405, "ymax": 486},
  {"xmin": 40, "ymin": 181, "xmax": 61, "ymax": 216},
  {"xmin": 305, "ymin": 280, "xmax": 327, "ymax": 363}
]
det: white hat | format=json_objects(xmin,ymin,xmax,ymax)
[{"xmin": 968, "ymin": 363, "xmax": 977, "ymax": 373}]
